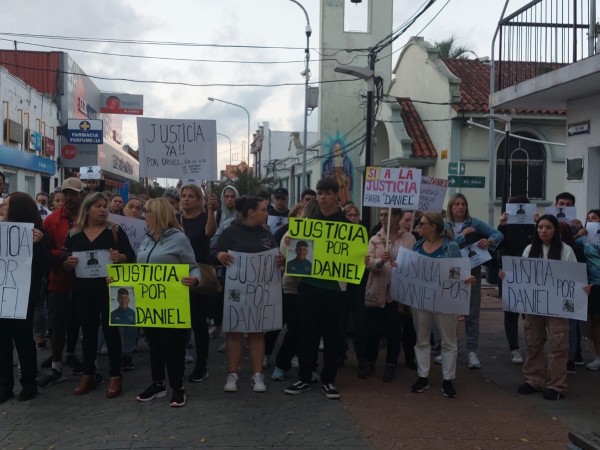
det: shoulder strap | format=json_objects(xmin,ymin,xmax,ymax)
[{"xmin": 111, "ymin": 224, "xmax": 119, "ymax": 247}]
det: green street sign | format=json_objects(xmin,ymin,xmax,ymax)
[
  {"xmin": 448, "ymin": 162, "xmax": 465, "ymax": 175},
  {"xmin": 448, "ymin": 175, "xmax": 485, "ymax": 188}
]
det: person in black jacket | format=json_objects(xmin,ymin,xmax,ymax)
[{"xmin": 0, "ymin": 192, "xmax": 51, "ymax": 403}]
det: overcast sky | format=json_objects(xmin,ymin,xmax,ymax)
[{"xmin": 1, "ymin": 0, "xmax": 532, "ymax": 171}]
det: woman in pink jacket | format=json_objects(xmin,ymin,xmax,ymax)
[{"xmin": 361, "ymin": 209, "xmax": 416, "ymax": 381}]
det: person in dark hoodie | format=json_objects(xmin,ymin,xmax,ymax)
[
  {"xmin": 134, "ymin": 198, "xmax": 201, "ymax": 408},
  {"xmin": 210, "ymin": 196, "xmax": 281, "ymax": 394}
]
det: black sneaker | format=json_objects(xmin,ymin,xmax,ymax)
[
  {"xmin": 441, "ymin": 380, "xmax": 457, "ymax": 398},
  {"xmin": 518, "ymin": 383, "xmax": 537, "ymax": 395},
  {"xmin": 136, "ymin": 383, "xmax": 167, "ymax": 402},
  {"xmin": 285, "ymin": 381, "xmax": 311, "ymax": 395},
  {"xmin": 322, "ymin": 383, "xmax": 340, "ymax": 399},
  {"xmin": 382, "ymin": 365, "xmax": 396, "ymax": 382},
  {"xmin": 36, "ymin": 369, "xmax": 65, "ymax": 387},
  {"xmin": 170, "ymin": 388, "xmax": 186, "ymax": 408},
  {"xmin": 410, "ymin": 377, "xmax": 430, "ymax": 393},
  {"xmin": 121, "ymin": 355, "xmax": 135, "ymax": 371},
  {"xmin": 567, "ymin": 361, "xmax": 577, "ymax": 374},
  {"xmin": 18, "ymin": 387, "xmax": 38, "ymax": 402},
  {"xmin": 188, "ymin": 367, "xmax": 209, "ymax": 383},
  {"xmin": 542, "ymin": 388, "xmax": 564, "ymax": 400},
  {"xmin": 66, "ymin": 354, "xmax": 81, "ymax": 368},
  {"xmin": 40, "ymin": 356, "xmax": 53, "ymax": 369}
]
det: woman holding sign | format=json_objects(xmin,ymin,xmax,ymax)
[
  {"xmin": 410, "ymin": 212, "xmax": 474, "ymax": 398},
  {"xmin": 134, "ymin": 198, "xmax": 201, "ymax": 408},
  {"xmin": 210, "ymin": 196, "xmax": 281, "ymax": 394},
  {"xmin": 499, "ymin": 214, "xmax": 590, "ymax": 400},
  {"xmin": 63, "ymin": 192, "xmax": 135, "ymax": 399},
  {"xmin": 0, "ymin": 193, "xmax": 50, "ymax": 403},
  {"xmin": 445, "ymin": 193, "xmax": 503, "ymax": 370}
]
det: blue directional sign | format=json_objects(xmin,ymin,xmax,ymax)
[{"xmin": 67, "ymin": 119, "xmax": 103, "ymax": 144}]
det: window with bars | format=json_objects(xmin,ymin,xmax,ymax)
[{"xmin": 495, "ymin": 131, "xmax": 546, "ymax": 200}]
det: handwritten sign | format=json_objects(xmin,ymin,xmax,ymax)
[
  {"xmin": 80, "ymin": 165, "xmax": 102, "ymax": 180},
  {"xmin": 460, "ymin": 243, "xmax": 492, "ymax": 268},
  {"xmin": 107, "ymin": 264, "xmax": 191, "ymax": 328},
  {"xmin": 544, "ymin": 206, "xmax": 577, "ymax": 223},
  {"xmin": 501, "ymin": 256, "xmax": 588, "ymax": 320},
  {"xmin": 286, "ymin": 218, "xmax": 368, "ymax": 284},
  {"xmin": 73, "ymin": 250, "xmax": 111, "ymax": 278},
  {"xmin": 390, "ymin": 247, "xmax": 471, "ymax": 315},
  {"xmin": 363, "ymin": 166, "xmax": 422, "ymax": 209},
  {"xmin": 137, "ymin": 117, "xmax": 218, "ymax": 180},
  {"xmin": 506, "ymin": 203, "xmax": 537, "ymax": 225},
  {"xmin": 585, "ymin": 222, "xmax": 600, "ymax": 245},
  {"xmin": 109, "ymin": 214, "xmax": 147, "ymax": 253},
  {"xmin": 418, "ymin": 176, "xmax": 448, "ymax": 212},
  {"xmin": 223, "ymin": 248, "xmax": 282, "ymax": 333},
  {"xmin": 0, "ymin": 223, "xmax": 33, "ymax": 319}
]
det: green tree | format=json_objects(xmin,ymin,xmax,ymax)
[
  {"xmin": 433, "ymin": 36, "xmax": 477, "ymax": 59},
  {"xmin": 213, "ymin": 167, "xmax": 273, "ymax": 199}
]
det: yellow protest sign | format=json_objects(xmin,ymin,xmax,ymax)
[
  {"xmin": 107, "ymin": 264, "xmax": 191, "ymax": 328},
  {"xmin": 285, "ymin": 218, "xmax": 368, "ymax": 284}
]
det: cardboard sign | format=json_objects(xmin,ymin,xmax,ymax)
[
  {"xmin": 0, "ymin": 223, "xmax": 33, "ymax": 319},
  {"xmin": 285, "ymin": 218, "xmax": 368, "ymax": 284},
  {"xmin": 107, "ymin": 264, "xmax": 191, "ymax": 328},
  {"xmin": 109, "ymin": 214, "xmax": 147, "ymax": 253},
  {"xmin": 223, "ymin": 248, "xmax": 282, "ymax": 332},
  {"xmin": 73, "ymin": 250, "xmax": 111, "ymax": 278},
  {"xmin": 506, "ymin": 203, "xmax": 537, "ymax": 225},
  {"xmin": 80, "ymin": 165, "xmax": 102, "ymax": 180},
  {"xmin": 460, "ymin": 243, "xmax": 492, "ymax": 268},
  {"xmin": 137, "ymin": 118, "xmax": 218, "ymax": 180},
  {"xmin": 418, "ymin": 176, "xmax": 448, "ymax": 212},
  {"xmin": 390, "ymin": 247, "xmax": 471, "ymax": 315},
  {"xmin": 363, "ymin": 166, "xmax": 422, "ymax": 209},
  {"xmin": 501, "ymin": 256, "xmax": 589, "ymax": 320}
]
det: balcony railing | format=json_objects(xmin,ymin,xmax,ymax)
[{"xmin": 496, "ymin": 0, "xmax": 597, "ymax": 90}]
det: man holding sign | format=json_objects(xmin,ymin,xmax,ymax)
[{"xmin": 285, "ymin": 177, "xmax": 368, "ymax": 400}]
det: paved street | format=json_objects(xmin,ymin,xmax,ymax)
[{"xmin": 2, "ymin": 285, "xmax": 599, "ymax": 449}]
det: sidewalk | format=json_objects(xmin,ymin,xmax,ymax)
[{"xmin": 1, "ymin": 285, "xmax": 598, "ymax": 449}]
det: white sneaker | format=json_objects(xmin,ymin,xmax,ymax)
[
  {"xmin": 291, "ymin": 356, "xmax": 299, "ymax": 368},
  {"xmin": 586, "ymin": 357, "xmax": 600, "ymax": 371},
  {"xmin": 224, "ymin": 372, "xmax": 238, "ymax": 392},
  {"xmin": 511, "ymin": 350, "xmax": 524, "ymax": 364},
  {"xmin": 262, "ymin": 355, "xmax": 271, "ymax": 369},
  {"xmin": 434, "ymin": 354, "xmax": 443, "ymax": 365},
  {"xmin": 251, "ymin": 372, "xmax": 267, "ymax": 392},
  {"xmin": 467, "ymin": 352, "xmax": 481, "ymax": 369}
]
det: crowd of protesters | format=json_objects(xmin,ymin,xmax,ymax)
[{"xmin": 0, "ymin": 168, "xmax": 597, "ymax": 408}]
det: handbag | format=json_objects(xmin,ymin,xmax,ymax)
[{"xmin": 190, "ymin": 263, "xmax": 223, "ymax": 296}]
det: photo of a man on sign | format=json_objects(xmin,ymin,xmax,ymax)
[{"xmin": 286, "ymin": 240, "xmax": 313, "ymax": 275}]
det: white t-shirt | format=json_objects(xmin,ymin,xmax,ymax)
[{"xmin": 522, "ymin": 242, "xmax": 576, "ymax": 262}]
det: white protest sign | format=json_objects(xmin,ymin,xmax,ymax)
[
  {"xmin": 418, "ymin": 176, "xmax": 448, "ymax": 212},
  {"xmin": 390, "ymin": 247, "xmax": 471, "ymax": 315},
  {"xmin": 109, "ymin": 214, "xmax": 147, "ymax": 253},
  {"xmin": 223, "ymin": 248, "xmax": 282, "ymax": 332},
  {"xmin": 363, "ymin": 166, "xmax": 421, "ymax": 209},
  {"xmin": 585, "ymin": 222, "xmax": 600, "ymax": 245},
  {"xmin": 544, "ymin": 206, "xmax": 577, "ymax": 223},
  {"xmin": 501, "ymin": 256, "xmax": 589, "ymax": 320},
  {"xmin": 0, "ymin": 223, "xmax": 33, "ymax": 319},
  {"xmin": 137, "ymin": 118, "xmax": 218, "ymax": 180},
  {"xmin": 460, "ymin": 243, "xmax": 492, "ymax": 269},
  {"xmin": 267, "ymin": 215, "xmax": 288, "ymax": 235},
  {"xmin": 73, "ymin": 250, "xmax": 111, "ymax": 278},
  {"xmin": 79, "ymin": 165, "xmax": 102, "ymax": 180},
  {"xmin": 506, "ymin": 203, "xmax": 537, "ymax": 225}
]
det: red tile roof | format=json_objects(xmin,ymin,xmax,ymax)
[
  {"xmin": 441, "ymin": 59, "xmax": 565, "ymax": 115},
  {"xmin": 398, "ymin": 99, "xmax": 438, "ymax": 159}
]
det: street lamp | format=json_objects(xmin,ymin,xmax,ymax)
[
  {"xmin": 485, "ymin": 113, "xmax": 511, "ymax": 214},
  {"xmin": 216, "ymin": 132, "xmax": 232, "ymax": 172},
  {"xmin": 334, "ymin": 64, "xmax": 375, "ymax": 223},
  {"xmin": 288, "ymin": 0, "xmax": 312, "ymax": 196},
  {"xmin": 207, "ymin": 97, "xmax": 250, "ymax": 169}
]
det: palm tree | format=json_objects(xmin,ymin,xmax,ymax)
[{"xmin": 433, "ymin": 36, "xmax": 477, "ymax": 59}]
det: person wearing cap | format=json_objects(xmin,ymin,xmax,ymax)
[
  {"xmin": 37, "ymin": 178, "xmax": 85, "ymax": 388},
  {"xmin": 267, "ymin": 187, "xmax": 289, "ymax": 235}
]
